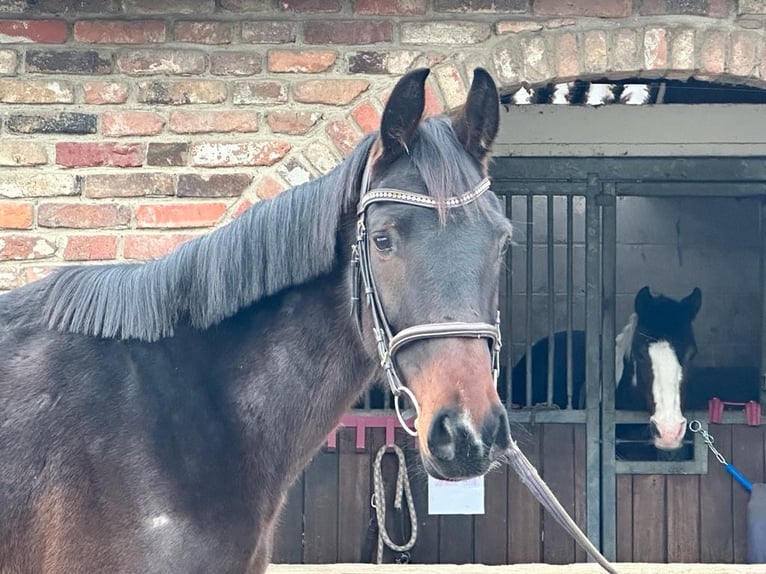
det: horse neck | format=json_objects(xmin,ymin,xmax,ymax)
[{"xmin": 205, "ymin": 264, "xmax": 377, "ymax": 472}]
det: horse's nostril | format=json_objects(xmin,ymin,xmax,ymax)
[
  {"xmin": 487, "ymin": 406, "xmax": 511, "ymax": 452},
  {"xmin": 649, "ymin": 418, "xmax": 660, "ymax": 438},
  {"xmin": 428, "ymin": 410, "xmax": 456, "ymax": 462}
]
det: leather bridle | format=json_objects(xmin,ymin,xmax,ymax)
[{"xmin": 351, "ymin": 159, "xmax": 502, "ymax": 436}]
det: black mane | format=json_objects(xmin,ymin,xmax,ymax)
[{"xmin": 7, "ymin": 117, "xmax": 486, "ymax": 342}]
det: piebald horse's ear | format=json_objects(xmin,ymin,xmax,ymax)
[
  {"xmin": 634, "ymin": 285, "xmax": 654, "ymax": 317},
  {"xmin": 452, "ymin": 68, "xmax": 500, "ymax": 165},
  {"xmin": 682, "ymin": 287, "xmax": 702, "ymax": 320},
  {"xmin": 379, "ymin": 68, "xmax": 429, "ymax": 161}
]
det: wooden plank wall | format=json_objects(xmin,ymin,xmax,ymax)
[
  {"xmin": 616, "ymin": 424, "xmax": 766, "ymax": 564},
  {"xmin": 273, "ymin": 422, "xmax": 765, "ymax": 564},
  {"xmin": 272, "ymin": 423, "xmax": 587, "ymax": 564}
]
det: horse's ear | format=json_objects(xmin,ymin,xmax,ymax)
[
  {"xmin": 682, "ymin": 287, "xmax": 702, "ymax": 320},
  {"xmin": 634, "ymin": 285, "xmax": 653, "ymax": 316},
  {"xmin": 378, "ymin": 68, "xmax": 429, "ymax": 160},
  {"xmin": 452, "ymin": 67, "xmax": 500, "ymax": 164}
]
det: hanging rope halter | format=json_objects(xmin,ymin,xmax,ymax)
[
  {"xmin": 371, "ymin": 444, "xmax": 417, "ymax": 564},
  {"xmin": 351, "ymin": 158, "xmax": 501, "ymax": 435}
]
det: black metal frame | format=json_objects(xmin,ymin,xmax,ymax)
[{"xmin": 492, "ymin": 152, "xmax": 766, "ymax": 560}]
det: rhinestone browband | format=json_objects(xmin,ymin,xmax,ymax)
[{"xmin": 357, "ymin": 177, "xmax": 491, "ymax": 214}]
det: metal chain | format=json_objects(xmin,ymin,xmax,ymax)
[
  {"xmin": 688, "ymin": 419, "xmax": 727, "ymax": 465},
  {"xmin": 371, "ymin": 444, "xmax": 417, "ymax": 564}
]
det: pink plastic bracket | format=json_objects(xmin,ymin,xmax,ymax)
[
  {"xmin": 325, "ymin": 414, "xmax": 407, "ymax": 451},
  {"xmin": 708, "ymin": 397, "xmax": 762, "ymax": 426}
]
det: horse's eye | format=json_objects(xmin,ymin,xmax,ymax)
[{"xmin": 372, "ymin": 234, "xmax": 392, "ymax": 253}]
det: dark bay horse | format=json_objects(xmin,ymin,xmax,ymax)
[
  {"xmin": 0, "ymin": 68, "xmax": 513, "ymax": 573},
  {"xmin": 511, "ymin": 286, "xmax": 702, "ymax": 451}
]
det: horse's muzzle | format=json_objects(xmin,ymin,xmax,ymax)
[{"xmin": 423, "ymin": 404, "xmax": 510, "ymax": 480}]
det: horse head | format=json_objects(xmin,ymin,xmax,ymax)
[
  {"xmin": 354, "ymin": 68, "xmax": 512, "ymax": 480},
  {"xmin": 619, "ymin": 285, "xmax": 702, "ymax": 451}
]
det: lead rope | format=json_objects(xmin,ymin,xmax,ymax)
[
  {"xmin": 504, "ymin": 440, "xmax": 619, "ymax": 574},
  {"xmin": 372, "ymin": 444, "xmax": 417, "ymax": 564}
]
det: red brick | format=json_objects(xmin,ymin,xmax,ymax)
[
  {"xmin": 124, "ymin": 233, "xmax": 199, "ymax": 259},
  {"xmin": 326, "ymin": 120, "xmax": 361, "ymax": 157},
  {"xmin": 0, "ymin": 142, "xmax": 47, "ymax": 166},
  {"xmin": 169, "ymin": 111, "xmax": 259, "ymax": 134},
  {"xmin": 424, "ymin": 83, "xmax": 443, "ymax": 117},
  {"xmin": 74, "ymin": 20, "xmax": 166, "ymax": 44},
  {"xmin": 63, "ymin": 235, "xmax": 118, "ymax": 261},
  {"xmin": 135, "ymin": 203, "xmax": 228, "ymax": 229},
  {"xmin": 81, "ymin": 173, "xmax": 175, "ymax": 198},
  {"xmin": 231, "ymin": 80, "xmax": 287, "ymax": 104},
  {"xmin": 293, "ymin": 79, "xmax": 369, "ymax": 105},
  {"xmin": 533, "ymin": 0, "xmax": 631, "ymax": 17},
  {"xmin": 282, "ymin": 0, "xmax": 341, "ymax": 11},
  {"xmin": 117, "ymin": 49, "xmax": 206, "ymax": 75},
  {"xmin": 351, "ymin": 101, "xmax": 380, "ymax": 133},
  {"xmin": 137, "ymin": 80, "xmax": 226, "ymax": 104},
  {"xmin": 0, "ymin": 79, "xmax": 73, "ymax": 103},
  {"xmin": 83, "ymin": 81, "xmax": 129, "ymax": 104},
  {"xmin": 0, "ymin": 202, "xmax": 33, "ymax": 229},
  {"xmin": 556, "ymin": 33, "xmax": 579, "ymax": 78},
  {"xmin": 25, "ymin": 49, "xmax": 112, "ymax": 74},
  {"xmin": 174, "ymin": 21, "xmax": 232, "ymax": 44},
  {"xmin": 38, "ymin": 203, "xmax": 131, "ymax": 229},
  {"xmin": 232, "ymin": 198, "xmax": 254, "ymax": 217},
  {"xmin": 266, "ymin": 111, "xmax": 320, "ymax": 135},
  {"xmin": 304, "ymin": 20, "xmax": 392, "ymax": 44},
  {"xmin": 0, "ymin": 235, "xmax": 57, "ymax": 261},
  {"xmin": 147, "ymin": 142, "xmax": 188, "ymax": 166},
  {"xmin": 644, "ymin": 28, "xmax": 668, "ymax": 71},
  {"xmin": 700, "ymin": 30, "xmax": 726, "ymax": 75},
  {"xmin": 268, "ymin": 50, "xmax": 336, "ymax": 73},
  {"xmin": 0, "ymin": 20, "xmax": 68, "ymax": 44},
  {"xmin": 241, "ymin": 21, "xmax": 296, "ymax": 44},
  {"xmin": 354, "ymin": 0, "xmax": 426, "ymax": 14},
  {"xmin": 56, "ymin": 142, "xmax": 144, "ymax": 168},
  {"xmin": 256, "ymin": 176, "xmax": 286, "ymax": 200},
  {"xmin": 177, "ymin": 173, "xmax": 253, "ymax": 197},
  {"xmin": 210, "ymin": 51, "xmax": 263, "ymax": 75},
  {"xmin": 101, "ymin": 112, "xmax": 165, "ymax": 137},
  {"xmin": 190, "ymin": 141, "xmax": 291, "ymax": 167}
]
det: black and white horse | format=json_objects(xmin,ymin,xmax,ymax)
[{"xmin": 511, "ymin": 286, "xmax": 702, "ymax": 451}]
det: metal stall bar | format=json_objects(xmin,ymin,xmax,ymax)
[
  {"xmin": 504, "ymin": 193, "xmax": 513, "ymax": 410},
  {"xmin": 761, "ymin": 200, "xmax": 766, "ymax": 412},
  {"xmin": 547, "ymin": 194, "xmax": 555, "ymax": 405},
  {"xmin": 566, "ymin": 196, "xmax": 574, "ymax": 410},
  {"xmin": 599, "ymin": 182, "xmax": 618, "ymax": 561},
  {"xmin": 584, "ymin": 175, "xmax": 603, "ymax": 552},
  {"xmin": 526, "ymin": 195, "xmax": 534, "ymax": 407}
]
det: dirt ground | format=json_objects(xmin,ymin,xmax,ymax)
[{"xmin": 268, "ymin": 563, "xmax": 766, "ymax": 574}]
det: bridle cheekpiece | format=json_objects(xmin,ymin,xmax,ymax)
[{"xmin": 351, "ymin": 160, "xmax": 502, "ymax": 436}]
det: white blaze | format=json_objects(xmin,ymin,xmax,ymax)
[{"xmin": 648, "ymin": 341, "xmax": 686, "ymax": 448}]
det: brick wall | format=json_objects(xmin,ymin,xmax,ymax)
[{"xmin": 1, "ymin": 0, "xmax": 764, "ymax": 291}]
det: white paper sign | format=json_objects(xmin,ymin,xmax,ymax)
[{"xmin": 427, "ymin": 475, "xmax": 485, "ymax": 515}]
